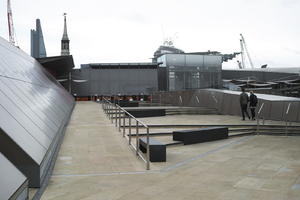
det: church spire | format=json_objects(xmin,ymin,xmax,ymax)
[{"xmin": 61, "ymin": 13, "xmax": 70, "ymax": 56}]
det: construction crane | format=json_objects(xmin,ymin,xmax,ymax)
[
  {"xmin": 7, "ymin": 0, "xmax": 17, "ymax": 46},
  {"xmin": 239, "ymin": 33, "xmax": 254, "ymax": 69}
]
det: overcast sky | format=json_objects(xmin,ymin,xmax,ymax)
[{"xmin": 0, "ymin": 0, "xmax": 299, "ymax": 69}]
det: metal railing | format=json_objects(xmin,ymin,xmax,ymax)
[
  {"xmin": 256, "ymin": 103, "xmax": 265, "ymax": 134},
  {"xmin": 101, "ymin": 98, "xmax": 150, "ymax": 170},
  {"xmin": 256, "ymin": 102, "xmax": 294, "ymax": 136}
]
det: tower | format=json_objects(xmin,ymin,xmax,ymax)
[
  {"xmin": 61, "ymin": 13, "xmax": 70, "ymax": 56},
  {"xmin": 31, "ymin": 19, "xmax": 47, "ymax": 58},
  {"xmin": 7, "ymin": 0, "xmax": 16, "ymax": 45}
]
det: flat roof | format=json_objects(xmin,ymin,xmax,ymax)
[
  {"xmin": 88, "ymin": 62, "xmax": 160, "ymax": 69},
  {"xmin": 37, "ymin": 55, "xmax": 75, "ymax": 73},
  {"xmin": 223, "ymin": 67, "xmax": 300, "ymax": 74}
]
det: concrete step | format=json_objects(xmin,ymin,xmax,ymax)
[
  {"xmin": 138, "ymin": 102, "xmax": 173, "ymax": 107},
  {"xmin": 165, "ymin": 107, "xmax": 218, "ymax": 115}
]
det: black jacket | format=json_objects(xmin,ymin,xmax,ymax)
[{"xmin": 249, "ymin": 94, "xmax": 258, "ymax": 107}]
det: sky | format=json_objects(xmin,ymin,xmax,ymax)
[{"xmin": 0, "ymin": 0, "xmax": 300, "ymax": 69}]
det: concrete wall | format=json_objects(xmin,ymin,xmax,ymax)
[{"xmin": 153, "ymin": 89, "xmax": 300, "ymax": 122}]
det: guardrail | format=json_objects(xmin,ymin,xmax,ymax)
[{"xmin": 101, "ymin": 98, "xmax": 150, "ymax": 170}]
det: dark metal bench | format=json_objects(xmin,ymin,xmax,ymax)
[
  {"xmin": 139, "ymin": 137, "xmax": 166, "ymax": 162},
  {"xmin": 173, "ymin": 127, "xmax": 228, "ymax": 145}
]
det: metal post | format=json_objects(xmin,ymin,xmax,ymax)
[
  {"xmin": 285, "ymin": 120, "xmax": 288, "ymax": 136},
  {"xmin": 115, "ymin": 106, "xmax": 117, "ymax": 127},
  {"xmin": 129, "ymin": 117, "xmax": 132, "ymax": 145},
  {"xmin": 146, "ymin": 127, "xmax": 150, "ymax": 170},
  {"xmin": 256, "ymin": 117, "xmax": 260, "ymax": 135},
  {"xmin": 107, "ymin": 104, "xmax": 110, "ymax": 119},
  {"xmin": 109, "ymin": 104, "xmax": 112, "ymax": 119},
  {"xmin": 136, "ymin": 121, "xmax": 139, "ymax": 156},
  {"xmin": 110, "ymin": 105, "xmax": 113, "ymax": 123},
  {"xmin": 123, "ymin": 113, "xmax": 125, "ymax": 137},
  {"xmin": 119, "ymin": 107, "xmax": 121, "ymax": 132}
]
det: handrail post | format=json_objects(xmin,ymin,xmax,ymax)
[
  {"xmin": 119, "ymin": 106, "xmax": 121, "ymax": 132},
  {"xmin": 109, "ymin": 104, "xmax": 111, "ymax": 118},
  {"xmin": 123, "ymin": 113, "xmax": 126, "ymax": 137},
  {"xmin": 115, "ymin": 105, "xmax": 117, "ymax": 127},
  {"xmin": 129, "ymin": 117, "xmax": 131, "ymax": 145},
  {"xmin": 110, "ymin": 104, "xmax": 113, "ymax": 123},
  {"xmin": 136, "ymin": 121, "xmax": 139, "ymax": 156},
  {"xmin": 285, "ymin": 120, "xmax": 288, "ymax": 136},
  {"xmin": 107, "ymin": 104, "xmax": 110, "ymax": 119},
  {"xmin": 146, "ymin": 127, "xmax": 150, "ymax": 170},
  {"xmin": 256, "ymin": 117, "xmax": 260, "ymax": 135}
]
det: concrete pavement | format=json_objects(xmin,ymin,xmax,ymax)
[{"xmin": 41, "ymin": 101, "xmax": 300, "ymax": 200}]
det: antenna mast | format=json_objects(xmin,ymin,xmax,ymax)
[{"xmin": 7, "ymin": 0, "xmax": 16, "ymax": 46}]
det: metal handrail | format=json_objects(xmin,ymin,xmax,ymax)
[
  {"xmin": 256, "ymin": 103, "xmax": 265, "ymax": 135},
  {"xmin": 101, "ymin": 98, "xmax": 150, "ymax": 170}
]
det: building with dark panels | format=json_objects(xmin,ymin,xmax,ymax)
[
  {"xmin": 72, "ymin": 63, "xmax": 160, "ymax": 97},
  {"xmin": 30, "ymin": 19, "xmax": 46, "ymax": 58}
]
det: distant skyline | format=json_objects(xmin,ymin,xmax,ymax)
[{"xmin": 0, "ymin": 0, "xmax": 300, "ymax": 69}]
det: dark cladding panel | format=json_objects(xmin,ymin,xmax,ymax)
[
  {"xmin": 0, "ymin": 85, "xmax": 52, "ymax": 148},
  {"xmin": 0, "ymin": 153, "xmax": 28, "ymax": 200},
  {"xmin": 0, "ymin": 104, "xmax": 47, "ymax": 163},
  {"xmin": 0, "ymin": 78, "xmax": 57, "ymax": 140},
  {"xmin": 2, "ymin": 78, "xmax": 59, "ymax": 134},
  {"xmin": 0, "ymin": 37, "xmax": 74, "ymax": 187}
]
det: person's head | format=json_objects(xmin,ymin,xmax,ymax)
[
  {"xmin": 241, "ymin": 88, "xmax": 245, "ymax": 92},
  {"xmin": 250, "ymin": 91, "xmax": 254, "ymax": 95}
]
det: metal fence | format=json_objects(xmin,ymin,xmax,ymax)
[{"xmin": 101, "ymin": 98, "xmax": 150, "ymax": 170}]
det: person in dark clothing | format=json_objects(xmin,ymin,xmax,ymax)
[
  {"xmin": 249, "ymin": 91, "xmax": 258, "ymax": 120},
  {"xmin": 240, "ymin": 88, "xmax": 250, "ymax": 120}
]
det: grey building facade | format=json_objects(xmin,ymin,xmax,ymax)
[
  {"xmin": 72, "ymin": 63, "xmax": 159, "ymax": 96},
  {"xmin": 157, "ymin": 54, "xmax": 222, "ymax": 91}
]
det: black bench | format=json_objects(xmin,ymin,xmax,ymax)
[
  {"xmin": 126, "ymin": 109, "xmax": 165, "ymax": 118},
  {"xmin": 173, "ymin": 127, "xmax": 228, "ymax": 145},
  {"xmin": 139, "ymin": 137, "xmax": 166, "ymax": 162}
]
